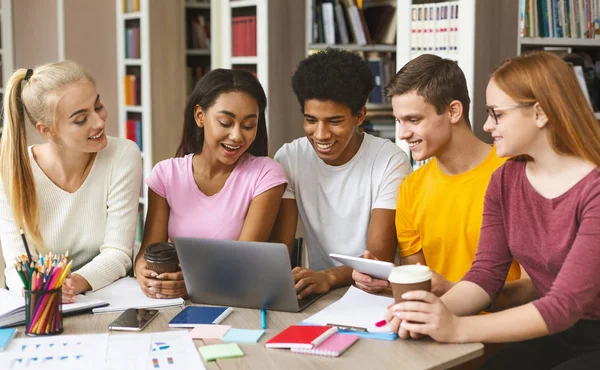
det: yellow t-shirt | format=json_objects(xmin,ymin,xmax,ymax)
[{"xmin": 396, "ymin": 147, "xmax": 520, "ymax": 283}]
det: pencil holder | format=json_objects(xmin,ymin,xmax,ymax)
[{"xmin": 24, "ymin": 288, "xmax": 64, "ymax": 336}]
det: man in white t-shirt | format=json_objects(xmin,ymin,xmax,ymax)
[{"xmin": 271, "ymin": 48, "xmax": 412, "ymax": 299}]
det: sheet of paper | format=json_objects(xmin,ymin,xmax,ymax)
[
  {"xmin": 221, "ymin": 328, "xmax": 265, "ymax": 343},
  {"xmin": 0, "ymin": 333, "xmax": 108, "ymax": 370},
  {"xmin": 105, "ymin": 331, "xmax": 205, "ymax": 370},
  {"xmin": 302, "ymin": 286, "xmax": 394, "ymax": 333},
  {"xmin": 189, "ymin": 324, "xmax": 232, "ymax": 339},
  {"xmin": 85, "ymin": 277, "xmax": 184, "ymax": 313},
  {"xmin": 198, "ymin": 343, "xmax": 244, "ymax": 362}
]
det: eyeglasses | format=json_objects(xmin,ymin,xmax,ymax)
[{"xmin": 485, "ymin": 103, "xmax": 534, "ymax": 125}]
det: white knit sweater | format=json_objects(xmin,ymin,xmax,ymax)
[{"xmin": 0, "ymin": 137, "xmax": 142, "ymax": 292}]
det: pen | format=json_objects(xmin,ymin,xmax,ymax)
[{"xmin": 261, "ymin": 308, "xmax": 267, "ymax": 329}]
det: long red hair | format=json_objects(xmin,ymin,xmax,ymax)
[{"xmin": 492, "ymin": 51, "xmax": 600, "ymax": 166}]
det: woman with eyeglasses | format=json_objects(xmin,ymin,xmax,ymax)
[{"xmin": 386, "ymin": 51, "xmax": 600, "ymax": 369}]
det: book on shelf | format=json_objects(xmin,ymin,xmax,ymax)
[
  {"xmin": 232, "ymin": 16, "xmax": 257, "ymax": 57},
  {"xmin": 126, "ymin": 119, "xmax": 143, "ymax": 151},
  {"xmin": 123, "ymin": 74, "xmax": 141, "ymax": 106},
  {"xmin": 520, "ymin": 0, "xmax": 600, "ymax": 39},
  {"xmin": 122, "ymin": 0, "xmax": 140, "ymax": 13},
  {"xmin": 125, "ymin": 26, "xmax": 140, "ymax": 59},
  {"xmin": 411, "ymin": 2, "xmax": 458, "ymax": 58},
  {"xmin": 366, "ymin": 52, "xmax": 395, "ymax": 105},
  {"xmin": 313, "ymin": 0, "xmax": 395, "ymax": 46},
  {"xmin": 189, "ymin": 15, "xmax": 211, "ymax": 49}
]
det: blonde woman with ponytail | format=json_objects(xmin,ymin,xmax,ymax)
[{"xmin": 0, "ymin": 61, "xmax": 142, "ymax": 302}]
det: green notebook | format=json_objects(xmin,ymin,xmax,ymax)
[{"xmin": 198, "ymin": 343, "xmax": 244, "ymax": 362}]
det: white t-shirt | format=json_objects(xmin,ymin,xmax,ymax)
[{"xmin": 274, "ymin": 134, "xmax": 411, "ymax": 271}]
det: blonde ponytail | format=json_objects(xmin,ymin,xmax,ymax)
[
  {"xmin": 0, "ymin": 61, "xmax": 95, "ymax": 252},
  {"xmin": 0, "ymin": 69, "xmax": 42, "ymax": 250}
]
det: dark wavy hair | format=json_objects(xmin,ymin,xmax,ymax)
[
  {"xmin": 291, "ymin": 48, "xmax": 375, "ymax": 115},
  {"xmin": 175, "ymin": 69, "xmax": 268, "ymax": 157}
]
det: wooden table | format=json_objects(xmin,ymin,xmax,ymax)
[{"xmin": 15, "ymin": 288, "xmax": 483, "ymax": 370}]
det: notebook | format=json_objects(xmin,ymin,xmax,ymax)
[
  {"xmin": 291, "ymin": 333, "xmax": 359, "ymax": 357},
  {"xmin": 168, "ymin": 306, "xmax": 232, "ymax": 328},
  {"xmin": 0, "ymin": 328, "xmax": 17, "ymax": 351},
  {"xmin": 265, "ymin": 325, "xmax": 337, "ymax": 349},
  {"xmin": 302, "ymin": 286, "xmax": 398, "ymax": 341},
  {"xmin": 198, "ymin": 343, "xmax": 244, "ymax": 361},
  {"xmin": 189, "ymin": 324, "xmax": 232, "ymax": 339},
  {"xmin": 221, "ymin": 328, "xmax": 265, "ymax": 344},
  {"xmin": 86, "ymin": 277, "xmax": 185, "ymax": 313},
  {"xmin": 0, "ymin": 289, "xmax": 108, "ymax": 328}
]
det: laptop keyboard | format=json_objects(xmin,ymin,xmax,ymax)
[{"xmin": 297, "ymin": 293, "xmax": 323, "ymax": 311}]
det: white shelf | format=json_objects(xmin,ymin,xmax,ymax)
[
  {"xmin": 231, "ymin": 56, "xmax": 258, "ymax": 64},
  {"xmin": 122, "ymin": 11, "xmax": 142, "ymax": 20},
  {"xmin": 186, "ymin": 2, "xmax": 210, "ymax": 9},
  {"xmin": 230, "ymin": 0, "xmax": 257, "ymax": 8},
  {"xmin": 520, "ymin": 37, "xmax": 600, "ymax": 47},
  {"xmin": 187, "ymin": 48, "xmax": 210, "ymax": 56},
  {"xmin": 309, "ymin": 43, "xmax": 397, "ymax": 52},
  {"xmin": 124, "ymin": 58, "xmax": 142, "ymax": 66},
  {"xmin": 125, "ymin": 105, "xmax": 144, "ymax": 113}
]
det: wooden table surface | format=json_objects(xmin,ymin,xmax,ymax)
[{"xmin": 14, "ymin": 287, "xmax": 483, "ymax": 370}]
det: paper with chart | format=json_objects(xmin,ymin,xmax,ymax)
[
  {"xmin": 0, "ymin": 333, "xmax": 108, "ymax": 370},
  {"xmin": 303, "ymin": 286, "xmax": 395, "ymax": 333},
  {"xmin": 105, "ymin": 331, "xmax": 205, "ymax": 370}
]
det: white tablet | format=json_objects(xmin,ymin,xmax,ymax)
[{"xmin": 329, "ymin": 253, "xmax": 395, "ymax": 280}]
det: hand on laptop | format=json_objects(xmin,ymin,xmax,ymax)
[
  {"xmin": 352, "ymin": 251, "xmax": 391, "ymax": 293},
  {"xmin": 136, "ymin": 261, "xmax": 187, "ymax": 299},
  {"xmin": 292, "ymin": 267, "xmax": 335, "ymax": 299}
]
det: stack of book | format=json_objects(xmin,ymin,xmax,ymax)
[{"xmin": 265, "ymin": 325, "xmax": 359, "ymax": 357}]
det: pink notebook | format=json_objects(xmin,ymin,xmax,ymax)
[{"xmin": 290, "ymin": 333, "xmax": 359, "ymax": 357}]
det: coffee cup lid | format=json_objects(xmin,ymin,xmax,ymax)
[
  {"xmin": 144, "ymin": 242, "xmax": 178, "ymax": 263},
  {"xmin": 388, "ymin": 265, "xmax": 432, "ymax": 284}
]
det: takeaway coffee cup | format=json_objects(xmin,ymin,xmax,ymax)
[
  {"xmin": 388, "ymin": 265, "xmax": 432, "ymax": 304},
  {"xmin": 144, "ymin": 242, "xmax": 181, "ymax": 275}
]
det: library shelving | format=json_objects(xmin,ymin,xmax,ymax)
[
  {"xmin": 0, "ymin": 0, "xmax": 14, "ymax": 136},
  {"xmin": 306, "ymin": 0, "xmax": 519, "ymax": 168},
  {"xmin": 306, "ymin": 0, "xmax": 399, "ymax": 144},
  {"xmin": 517, "ymin": 1, "xmax": 600, "ymax": 121},
  {"xmin": 116, "ymin": 0, "xmax": 186, "ymax": 244},
  {"xmin": 185, "ymin": 0, "xmax": 217, "ymax": 96},
  {"xmin": 219, "ymin": 0, "xmax": 305, "ymax": 155}
]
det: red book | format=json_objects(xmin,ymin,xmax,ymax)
[{"xmin": 265, "ymin": 325, "xmax": 337, "ymax": 349}]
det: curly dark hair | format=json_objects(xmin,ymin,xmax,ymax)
[{"xmin": 292, "ymin": 48, "xmax": 375, "ymax": 115}]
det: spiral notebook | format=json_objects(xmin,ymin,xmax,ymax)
[{"xmin": 291, "ymin": 333, "xmax": 359, "ymax": 357}]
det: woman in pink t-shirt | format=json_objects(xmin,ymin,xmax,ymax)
[{"xmin": 135, "ymin": 69, "xmax": 287, "ymax": 299}]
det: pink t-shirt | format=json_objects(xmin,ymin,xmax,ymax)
[{"xmin": 146, "ymin": 153, "xmax": 287, "ymax": 241}]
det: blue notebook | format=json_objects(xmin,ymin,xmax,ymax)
[
  {"xmin": 168, "ymin": 306, "xmax": 232, "ymax": 328},
  {"xmin": 0, "ymin": 328, "xmax": 17, "ymax": 351}
]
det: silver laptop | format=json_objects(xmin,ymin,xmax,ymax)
[{"xmin": 174, "ymin": 237, "xmax": 323, "ymax": 312}]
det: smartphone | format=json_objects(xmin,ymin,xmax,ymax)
[
  {"xmin": 329, "ymin": 253, "xmax": 395, "ymax": 280},
  {"xmin": 108, "ymin": 308, "xmax": 159, "ymax": 331}
]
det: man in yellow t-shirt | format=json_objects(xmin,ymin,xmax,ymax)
[{"xmin": 353, "ymin": 55, "xmax": 534, "ymax": 308}]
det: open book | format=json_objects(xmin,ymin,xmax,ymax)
[
  {"xmin": 0, "ymin": 289, "xmax": 107, "ymax": 328},
  {"xmin": 302, "ymin": 286, "xmax": 398, "ymax": 340}
]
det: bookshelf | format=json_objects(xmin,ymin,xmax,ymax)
[
  {"xmin": 305, "ymin": 0, "xmax": 519, "ymax": 168},
  {"xmin": 517, "ymin": 1, "xmax": 600, "ymax": 121},
  {"xmin": 219, "ymin": 0, "xmax": 305, "ymax": 155},
  {"xmin": 0, "ymin": 0, "xmax": 14, "ymax": 136},
  {"xmin": 185, "ymin": 0, "xmax": 217, "ymax": 96},
  {"xmin": 116, "ymin": 0, "xmax": 186, "ymax": 244},
  {"xmin": 306, "ymin": 0, "xmax": 399, "ymax": 145}
]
